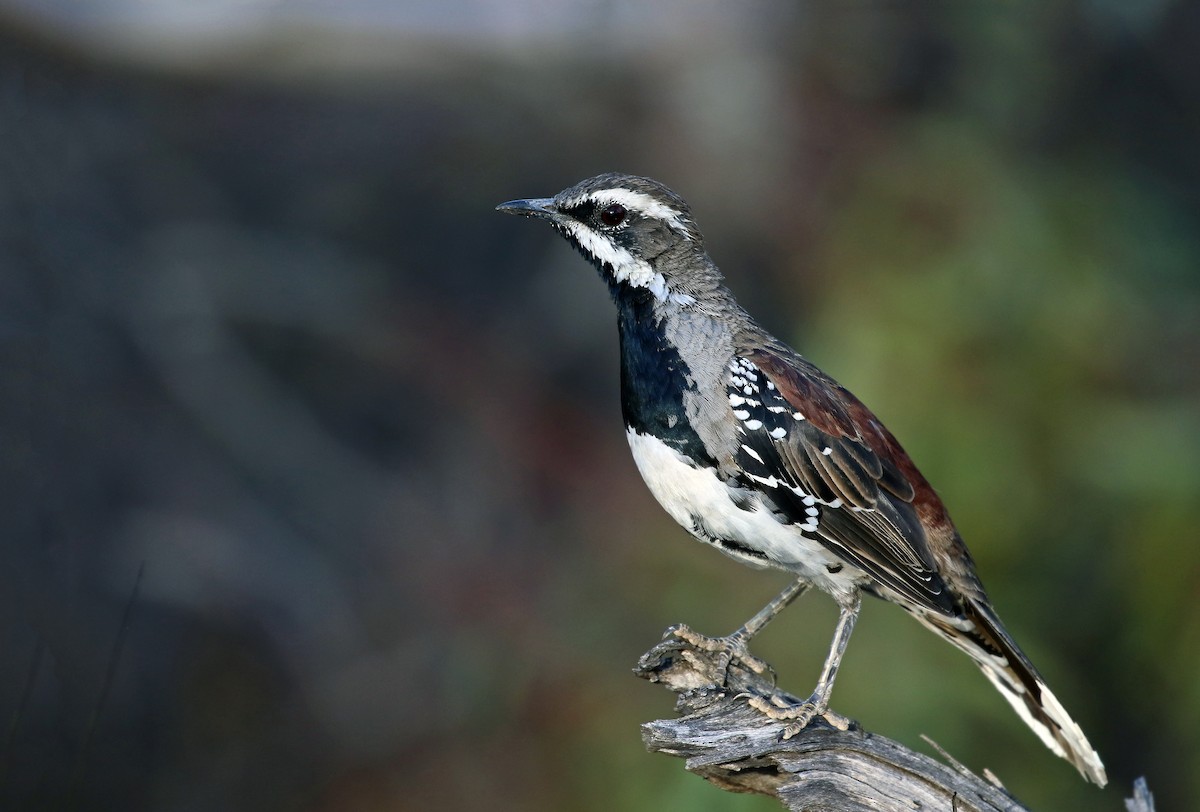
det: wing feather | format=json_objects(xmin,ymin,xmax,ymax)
[{"xmin": 727, "ymin": 349, "xmax": 953, "ymax": 613}]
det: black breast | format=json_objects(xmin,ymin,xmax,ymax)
[{"xmin": 616, "ymin": 294, "xmax": 715, "ymax": 467}]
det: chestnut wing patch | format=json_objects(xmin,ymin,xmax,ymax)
[{"xmin": 729, "ymin": 350, "xmax": 953, "ymax": 613}]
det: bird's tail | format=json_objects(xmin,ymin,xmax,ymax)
[{"xmin": 913, "ymin": 599, "xmax": 1107, "ymax": 786}]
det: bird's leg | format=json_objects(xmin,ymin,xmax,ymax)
[
  {"xmin": 749, "ymin": 590, "xmax": 861, "ymax": 735},
  {"xmin": 662, "ymin": 578, "xmax": 810, "ymax": 686}
]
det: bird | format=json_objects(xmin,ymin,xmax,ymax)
[{"xmin": 496, "ymin": 172, "xmax": 1106, "ymax": 786}]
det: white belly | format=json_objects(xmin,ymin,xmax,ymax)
[{"xmin": 625, "ymin": 429, "xmax": 865, "ymax": 599}]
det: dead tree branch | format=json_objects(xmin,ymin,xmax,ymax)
[{"xmin": 634, "ymin": 630, "xmax": 1145, "ymax": 812}]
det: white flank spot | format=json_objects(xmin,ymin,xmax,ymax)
[
  {"xmin": 733, "ymin": 409, "xmax": 750, "ymax": 420},
  {"xmin": 741, "ymin": 444, "xmax": 764, "ymax": 464},
  {"xmin": 744, "ymin": 419, "xmax": 763, "ymax": 431},
  {"xmin": 769, "ymin": 427, "xmax": 787, "ymax": 439}
]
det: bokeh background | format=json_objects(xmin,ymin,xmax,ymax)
[{"xmin": 3, "ymin": 2, "xmax": 1198, "ymax": 810}]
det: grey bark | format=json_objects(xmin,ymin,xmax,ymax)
[{"xmin": 634, "ymin": 630, "xmax": 1151, "ymax": 812}]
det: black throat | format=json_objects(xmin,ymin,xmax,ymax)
[{"xmin": 615, "ymin": 293, "xmax": 714, "ymax": 466}]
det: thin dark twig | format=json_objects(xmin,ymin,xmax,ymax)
[
  {"xmin": 61, "ymin": 561, "xmax": 145, "ymax": 811},
  {"xmin": 0, "ymin": 637, "xmax": 46, "ymax": 787}
]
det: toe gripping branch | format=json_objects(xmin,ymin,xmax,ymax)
[
  {"xmin": 634, "ymin": 623, "xmax": 856, "ymax": 741},
  {"xmin": 633, "ymin": 626, "xmax": 1037, "ymax": 812}
]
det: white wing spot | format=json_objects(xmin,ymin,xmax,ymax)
[
  {"xmin": 805, "ymin": 506, "xmax": 819, "ymax": 517},
  {"xmin": 733, "ymin": 409, "xmax": 750, "ymax": 420},
  {"xmin": 741, "ymin": 444, "xmax": 764, "ymax": 464},
  {"xmin": 793, "ymin": 412, "xmax": 806, "ymax": 421},
  {"xmin": 729, "ymin": 394, "xmax": 746, "ymax": 407},
  {"xmin": 744, "ymin": 419, "xmax": 763, "ymax": 431},
  {"xmin": 747, "ymin": 472, "xmax": 782, "ymax": 488},
  {"xmin": 769, "ymin": 427, "xmax": 787, "ymax": 440},
  {"xmin": 821, "ymin": 447, "xmax": 833, "ymax": 456}
]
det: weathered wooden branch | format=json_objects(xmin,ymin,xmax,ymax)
[{"xmin": 634, "ymin": 630, "xmax": 1154, "ymax": 812}]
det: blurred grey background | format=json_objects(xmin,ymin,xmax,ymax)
[{"xmin": 2, "ymin": 2, "xmax": 1198, "ymax": 810}]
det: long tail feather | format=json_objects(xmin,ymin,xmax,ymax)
[{"xmin": 914, "ymin": 600, "xmax": 1107, "ymax": 786}]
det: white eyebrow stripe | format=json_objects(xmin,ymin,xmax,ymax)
[{"xmin": 561, "ymin": 188, "xmax": 689, "ymax": 233}]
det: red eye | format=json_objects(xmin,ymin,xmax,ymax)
[{"xmin": 600, "ymin": 203, "xmax": 627, "ymax": 226}]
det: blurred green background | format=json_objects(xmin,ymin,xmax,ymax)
[{"xmin": 2, "ymin": 2, "xmax": 1197, "ymax": 810}]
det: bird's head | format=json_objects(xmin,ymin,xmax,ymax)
[{"xmin": 497, "ymin": 173, "xmax": 722, "ymax": 306}]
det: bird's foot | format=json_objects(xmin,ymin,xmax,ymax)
[
  {"xmin": 747, "ymin": 692, "xmax": 854, "ymax": 737},
  {"xmin": 641, "ymin": 623, "xmax": 775, "ymax": 688}
]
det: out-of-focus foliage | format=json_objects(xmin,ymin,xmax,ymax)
[{"xmin": 1, "ymin": 2, "xmax": 1197, "ymax": 810}]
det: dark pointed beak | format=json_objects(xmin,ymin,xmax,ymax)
[{"xmin": 495, "ymin": 197, "xmax": 557, "ymax": 219}]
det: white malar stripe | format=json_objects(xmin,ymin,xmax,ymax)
[
  {"xmin": 560, "ymin": 220, "xmax": 694, "ymax": 305},
  {"xmin": 561, "ymin": 221, "xmax": 669, "ymax": 300}
]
